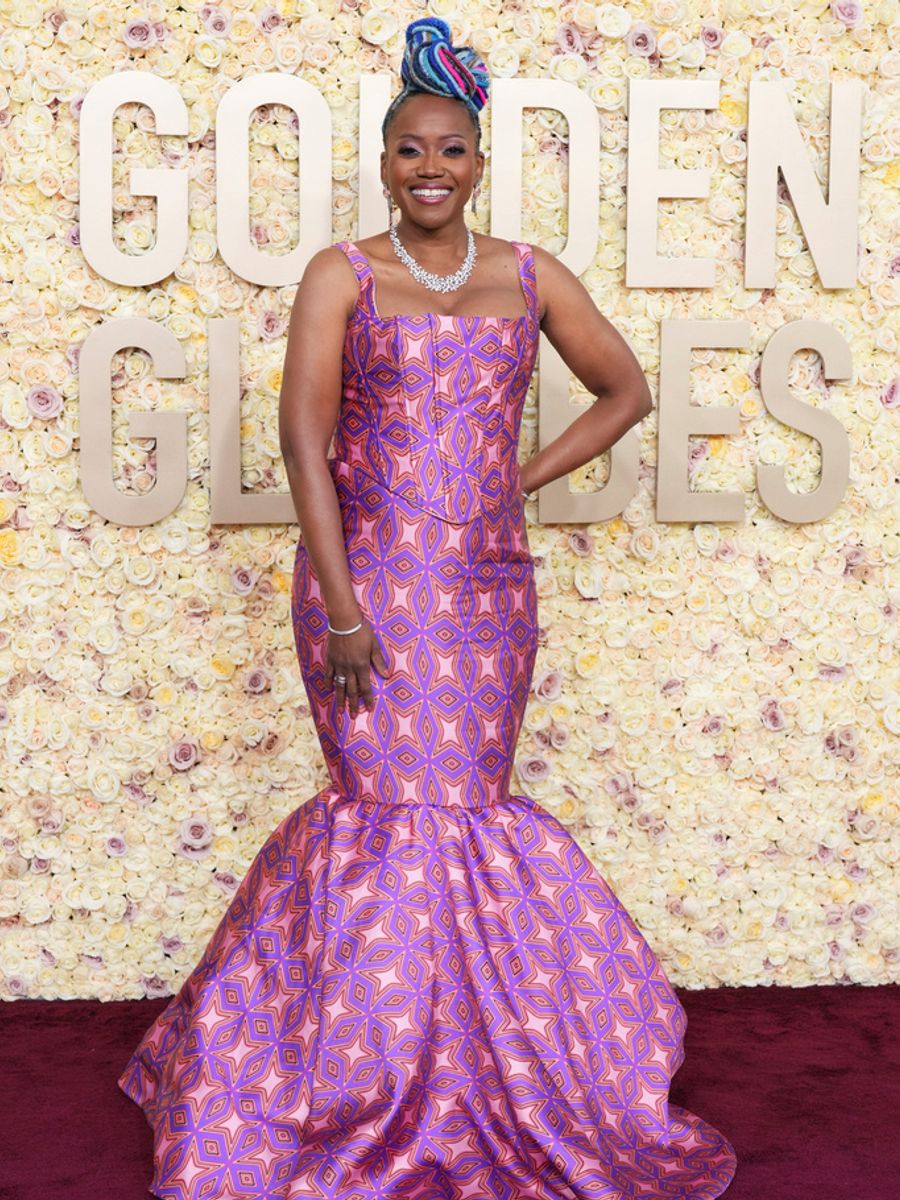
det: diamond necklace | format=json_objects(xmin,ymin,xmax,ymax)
[{"xmin": 388, "ymin": 222, "xmax": 477, "ymax": 295}]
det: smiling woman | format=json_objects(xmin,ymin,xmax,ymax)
[{"xmin": 118, "ymin": 15, "xmax": 736, "ymax": 1200}]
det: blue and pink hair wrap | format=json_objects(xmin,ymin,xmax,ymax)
[{"xmin": 397, "ymin": 17, "xmax": 490, "ymax": 120}]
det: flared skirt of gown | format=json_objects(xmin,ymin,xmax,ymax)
[{"xmin": 118, "ymin": 460, "xmax": 737, "ymax": 1200}]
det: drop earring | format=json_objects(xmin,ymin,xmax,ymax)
[
  {"xmin": 471, "ymin": 184, "xmax": 481, "ymax": 217},
  {"xmin": 383, "ymin": 185, "xmax": 392, "ymax": 227}
]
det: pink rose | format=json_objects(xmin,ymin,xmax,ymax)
[
  {"xmin": 245, "ymin": 669, "xmax": 271, "ymax": 694},
  {"xmin": 231, "ymin": 566, "xmax": 258, "ymax": 595},
  {"xmin": 549, "ymin": 723, "xmax": 570, "ymax": 749},
  {"xmin": 617, "ymin": 790, "xmax": 641, "ymax": 813},
  {"xmin": 555, "ymin": 22, "xmax": 585, "ymax": 55},
  {"xmin": 168, "ymin": 737, "xmax": 200, "ymax": 771},
  {"xmin": 141, "ymin": 974, "xmax": 171, "ymax": 999},
  {"xmin": 626, "ymin": 22, "xmax": 657, "ymax": 57},
  {"xmin": 705, "ymin": 924, "xmax": 731, "ymax": 946},
  {"xmin": 688, "ymin": 439, "xmax": 709, "ymax": 471},
  {"xmin": 258, "ymin": 311, "xmax": 287, "ymax": 342},
  {"xmin": 700, "ymin": 24, "xmax": 723, "ymax": 50},
  {"xmin": 258, "ymin": 6, "xmax": 283, "ymax": 33},
  {"xmin": 518, "ymin": 754, "xmax": 551, "ymax": 782},
  {"xmin": 760, "ymin": 698, "xmax": 786, "ymax": 731},
  {"xmin": 26, "ymin": 386, "xmax": 63, "ymax": 420},
  {"xmin": 568, "ymin": 530, "xmax": 594, "ymax": 556},
  {"xmin": 201, "ymin": 6, "xmax": 230, "ymax": 35},
  {"xmin": 123, "ymin": 19, "xmax": 156, "ymax": 49},
  {"xmin": 533, "ymin": 669, "xmax": 562, "ymax": 701},
  {"xmin": 818, "ymin": 664, "xmax": 846, "ymax": 681},
  {"xmin": 257, "ymin": 731, "xmax": 282, "ymax": 757},
  {"xmin": 880, "ymin": 377, "xmax": 900, "ymax": 409},
  {"xmin": 831, "ymin": 0, "xmax": 863, "ymax": 27},
  {"xmin": 180, "ymin": 816, "xmax": 212, "ymax": 849}
]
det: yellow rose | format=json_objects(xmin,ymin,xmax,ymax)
[{"xmin": 0, "ymin": 530, "xmax": 21, "ymax": 566}]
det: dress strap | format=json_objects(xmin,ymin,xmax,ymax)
[
  {"xmin": 511, "ymin": 241, "xmax": 540, "ymax": 327},
  {"xmin": 334, "ymin": 240, "xmax": 377, "ymax": 317}
]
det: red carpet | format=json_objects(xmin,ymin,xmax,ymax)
[{"xmin": 1, "ymin": 982, "xmax": 897, "ymax": 1199}]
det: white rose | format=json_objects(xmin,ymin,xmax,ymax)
[
  {"xmin": 549, "ymin": 53, "xmax": 587, "ymax": 83},
  {"xmin": 721, "ymin": 30, "xmax": 752, "ymax": 57},
  {"xmin": 488, "ymin": 45, "xmax": 520, "ymax": 77},
  {"xmin": 595, "ymin": 4, "xmax": 632, "ymax": 38},
  {"xmin": 360, "ymin": 10, "xmax": 398, "ymax": 46},
  {"xmin": 88, "ymin": 764, "xmax": 121, "ymax": 804},
  {"xmin": 193, "ymin": 35, "xmax": 223, "ymax": 69}
]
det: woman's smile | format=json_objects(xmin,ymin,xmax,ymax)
[{"xmin": 410, "ymin": 186, "xmax": 453, "ymax": 204}]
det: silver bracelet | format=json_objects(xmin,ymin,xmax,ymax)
[
  {"xmin": 521, "ymin": 489, "xmax": 535, "ymax": 500},
  {"xmin": 328, "ymin": 619, "xmax": 363, "ymax": 635}
]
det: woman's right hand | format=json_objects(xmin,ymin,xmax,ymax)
[{"xmin": 326, "ymin": 619, "xmax": 389, "ymax": 716}]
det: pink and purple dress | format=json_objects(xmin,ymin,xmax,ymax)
[{"xmin": 118, "ymin": 239, "xmax": 737, "ymax": 1199}]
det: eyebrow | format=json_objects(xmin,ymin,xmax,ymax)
[{"xmin": 393, "ymin": 132, "xmax": 468, "ymax": 141}]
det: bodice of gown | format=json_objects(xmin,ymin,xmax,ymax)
[{"xmin": 329, "ymin": 239, "xmax": 540, "ymax": 526}]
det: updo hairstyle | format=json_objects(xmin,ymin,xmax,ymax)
[{"xmin": 381, "ymin": 18, "xmax": 490, "ymax": 155}]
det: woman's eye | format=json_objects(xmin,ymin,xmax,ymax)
[{"xmin": 397, "ymin": 145, "xmax": 466, "ymax": 155}]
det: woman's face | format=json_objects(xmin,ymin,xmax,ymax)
[{"xmin": 381, "ymin": 92, "xmax": 484, "ymax": 232}]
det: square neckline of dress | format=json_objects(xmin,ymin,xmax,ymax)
[{"xmin": 339, "ymin": 238, "xmax": 535, "ymax": 328}]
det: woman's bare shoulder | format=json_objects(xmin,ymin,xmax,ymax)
[{"xmin": 296, "ymin": 245, "xmax": 360, "ymax": 321}]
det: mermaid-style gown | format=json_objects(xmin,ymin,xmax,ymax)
[{"xmin": 118, "ymin": 240, "xmax": 737, "ymax": 1199}]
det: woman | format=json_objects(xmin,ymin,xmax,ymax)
[{"xmin": 119, "ymin": 18, "xmax": 737, "ymax": 1200}]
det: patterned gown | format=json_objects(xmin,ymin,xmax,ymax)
[{"xmin": 118, "ymin": 240, "xmax": 737, "ymax": 1200}]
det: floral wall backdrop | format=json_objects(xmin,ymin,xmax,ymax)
[{"xmin": 0, "ymin": 0, "xmax": 897, "ymax": 1000}]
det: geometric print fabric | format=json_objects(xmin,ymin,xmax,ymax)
[{"xmin": 118, "ymin": 239, "xmax": 737, "ymax": 1199}]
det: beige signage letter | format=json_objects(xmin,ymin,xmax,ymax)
[
  {"xmin": 626, "ymin": 79, "xmax": 721, "ymax": 288},
  {"xmin": 757, "ymin": 320, "xmax": 852, "ymax": 522},
  {"xmin": 79, "ymin": 72, "xmax": 189, "ymax": 286},
  {"xmin": 79, "ymin": 318, "xmax": 188, "ymax": 525},
  {"xmin": 746, "ymin": 79, "xmax": 864, "ymax": 289},
  {"xmin": 217, "ymin": 74, "xmax": 332, "ymax": 285},
  {"xmin": 209, "ymin": 319, "xmax": 297, "ymax": 525},
  {"xmin": 657, "ymin": 319, "xmax": 750, "ymax": 523}
]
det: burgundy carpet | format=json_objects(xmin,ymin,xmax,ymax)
[{"xmin": 1, "ymin": 982, "xmax": 897, "ymax": 1199}]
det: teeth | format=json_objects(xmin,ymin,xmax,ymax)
[{"xmin": 412, "ymin": 188, "xmax": 450, "ymax": 195}]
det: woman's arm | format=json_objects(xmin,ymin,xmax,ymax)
[
  {"xmin": 520, "ymin": 245, "xmax": 653, "ymax": 497},
  {"xmin": 278, "ymin": 248, "xmax": 387, "ymax": 714},
  {"xmin": 279, "ymin": 247, "xmax": 360, "ymax": 626}
]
